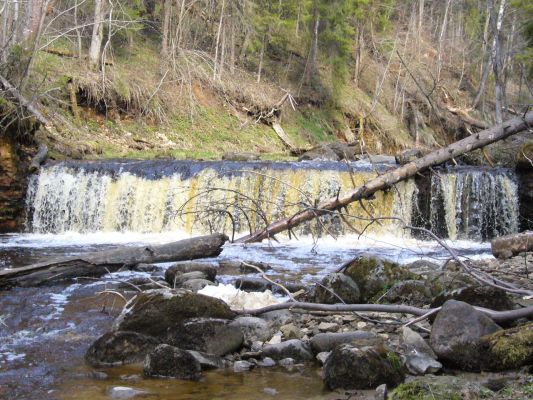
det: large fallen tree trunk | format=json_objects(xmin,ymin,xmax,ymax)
[
  {"xmin": 0, "ymin": 233, "xmax": 228, "ymax": 288},
  {"xmin": 237, "ymin": 111, "xmax": 533, "ymax": 243}
]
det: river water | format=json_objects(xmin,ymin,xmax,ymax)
[{"xmin": 0, "ymin": 231, "xmax": 492, "ymax": 400}]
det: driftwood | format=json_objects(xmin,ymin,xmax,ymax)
[
  {"xmin": 491, "ymin": 231, "xmax": 533, "ymax": 259},
  {"xmin": 237, "ymin": 111, "xmax": 533, "ymax": 243},
  {"xmin": 236, "ymin": 301, "xmax": 533, "ymax": 324},
  {"xmin": 0, "ymin": 233, "xmax": 228, "ymax": 288}
]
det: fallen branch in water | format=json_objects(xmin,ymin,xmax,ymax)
[{"xmin": 235, "ymin": 301, "xmax": 533, "ymax": 324}]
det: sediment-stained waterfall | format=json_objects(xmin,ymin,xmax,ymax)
[{"xmin": 25, "ymin": 160, "xmax": 519, "ymax": 240}]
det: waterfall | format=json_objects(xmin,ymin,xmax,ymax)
[{"xmin": 25, "ymin": 161, "xmax": 519, "ymax": 241}]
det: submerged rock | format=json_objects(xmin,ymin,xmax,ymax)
[
  {"xmin": 143, "ymin": 344, "xmax": 201, "ymax": 380},
  {"xmin": 85, "ymin": 331, "xmax": 160, "ymax": 367},
  {"xmin": 113, "ymin": 289, "xmax": 236, "ymax": 339},
  {"xmin": 181, "ymin": 278, "xmax": 215, "ymax": 292},
  {"xmin": 312, "ymin": 273, "xmax": 361, "ymax": 304},
  {"xmin": 233, "ymin": 360, "xmax": 254, "ymax": 372},
  {"xmin": 262, "ymin": 339, "xmax": 314, "ymax": 362},
  {"xmin": 322, "ymin": 344, "xmax": 404, "ymax": 390},
  {"xmin": 429, "ymin": 300, "xmax": 501, "ymax": 371},
  {"xmin": 234, "ymin": 277, "xmax": 271, "ymax": 292},
  {"xmin": 168, "ymin": 318, "xmax": 243, "ymax": 356}
]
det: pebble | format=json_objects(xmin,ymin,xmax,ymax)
[
  {"xmin": 317, "ymin": 322, "xmax": 339, "ymax": 332},
  {"xmin": 356, "ymin": 321, "xmax": 367, "ymax": 329},
  {"xmin": 278, "ymin": 357, "xmax": 295, "ymax": 366},
  {"xmin": 268, "ymin": 332, "xmax": 282, "ymax": 345},
  {"xmin": 258, "ymin": 357, "xmax": 276, "ymax": 367},
  {"xmin": 234, "ymin": 360, "xmax": 254, "ymax": 372}
]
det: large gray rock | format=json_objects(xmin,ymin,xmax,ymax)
[
  {"xmin": 113, "ymin": 289, "xmax": 235, "ymax": 339},
  {"xmin": 165, "ymin": 262, "xmax": 217, "ymax": 285},
  {"xmin": 313, "ymin": 273, "xmax": 361, "ymax": 304},
  {"xmin": 234, "ymin": 277, "xmax": 271, "ymax": 292},
  {"xmin": 262, "ymin": 339, "xmax": 314, "ymax": 362},
  {"xmin": 230, "ymin": 317, "xmax": 272, "ymax": 341},
  {"xmin": 310, "ymin": 331, "xmax": 376, "ymax": 354},
  {"xmin": 144, "ymin": 344, "xmax": 202, "ymax": 380},
  {"xmin": 429, "ymin": 300, "xmax": 502, "ymax": 371},
  {"xmin": 85, "ymin": 331, "xmax": 160, "ymax": 367},
  {"xmin": 169, "ymin": 318, "xmax": 243, "ymax": 356},
  {"xmin": 323, "ymin": 344, "xmax": 404, "ymax": 390}
]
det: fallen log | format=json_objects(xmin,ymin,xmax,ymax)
[
  {"xmin": 237, "ymin": 111, "xmax": 533, "ymax": 243},
  {"xmin": 0, "ymin": 233, "xmax": 228, "ymax": 288},
  {"xmin": 491, "ymin": 231, "xmax": 533, "ymax": 259},
  {"xmin": 236, "ymin": 301, "xmax": 533, "ymax": 324}
]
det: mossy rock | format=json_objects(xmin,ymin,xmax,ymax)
[
  {"xmin": 342, "ymin": 254, "xmax": 419, "ymax": 301},
  {"xmin": 482, "ymin": 323, "xmax": 533, "ymax": 370},
  {"xmin": 113, "ymin": 289, "xmax": 236, "ymax": 339}
]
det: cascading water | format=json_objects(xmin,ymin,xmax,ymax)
[{"xmin": 25, "ymin": 160, "xmax": 520, "ymax": 241}]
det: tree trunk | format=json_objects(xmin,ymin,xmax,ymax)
[
  {"xmin": 492, "ymin": 0, "xmax": 507, "ymax": 124},
  {"xmin": 161, "ymin": 0, "xmax": 172, "ymax": 60},
  {"xmin": 89, "ymin": 0, "xmax": 105, "ymax": 70},
  {"xmin": 256, "ymin": 34, "xmax": 265, "ymax": 83},
  {"xmin": 0, "ymin": 234, "xmax": 228, "ymax": 288},
  {"xmin": 473, "ymin": 0, "xmax": 494, "ymax": 109},
  {"xmin": 436, "ymin": 0, "xmax": 452, "ymax": 82},
  {"xmin": 237, "ymin": 111, "xmax": 533, "ymax": 243}
]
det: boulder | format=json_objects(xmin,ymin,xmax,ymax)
[
  {"xmin": 431, "ymin": 285, "xmax": 514, "ymax": 311},
  {"xmin": 322, "ymin": 344, "xmax": 404, "ymax": 390},
  {"xmin": 169, "ymin": 318, "xmax": 243, "ymax": 356},
  {"xmin": 85, "ymin": 331, "xmax": 160, "ymax": 367},
  {"xmin": 481, "ymin": 322, "xmax": 533, "ymax": 370},
  {"xmin": 310, "ymin": 331, "xmax": 377, "ymax": 353},
  {"xmin": 262, "ymin": 339, "xmax": 314, "ymax": 362},
  {"xmin": 491, "ymin": 231, "xmax": 533, "ymax": 259},
  {"xmin": 143, "ymin": 344, "xmax": 202, "ymax": 380},
  {"xmin": 384, "ymin": 280, "xmax": 435, "ymax": 307},
  {"xmin": 165, "ymin": 262, "xmax": 217, "ymax": 284},
  {"xmin": 113, "ymin": 289, "xmax": 236, "ymax": 339},
  {"xmin": 343, "ymin": 255, "xmax": 417, "ymax": 301},
  {"xmin": 233, "ymin": 360, "xmax": 254, "ymax": 372},
  {"xmin": 230, "ymin": 316, "xmax": 272, "ymax": 341},
  {"xmin": 429, "ymin": 300, "xmax": 502, "ymax": 371},
  {"xmin": 312, "ymin": 273, "xmax": 361, "ymax": 304}
]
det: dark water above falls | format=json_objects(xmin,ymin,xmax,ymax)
[{"xmin": 0, "ymin": 159, "xmax": 521, "ymax": 399}]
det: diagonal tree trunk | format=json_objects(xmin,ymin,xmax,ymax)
[{"xmin": 237, "ymin": 111, "xmax": 533, "ymax": 243}]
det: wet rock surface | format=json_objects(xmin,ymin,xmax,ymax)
[
  {"xmin": 322, "ymin": 343, "xmax": 404, "ymax": 390},
  {"xmin": 261, "ymin": 339, "xmax": 314, "ymax": 362},
  {"xmin": 312, "ymin": 273, "xmax": 361, "ymax": 304},
  {"xmin": 144, "ymin": 344, "xmax": 202, "ymax": 380}
]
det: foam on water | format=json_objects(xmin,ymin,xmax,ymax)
[{"xmin": 198, "ymin": 283, "xmax": 282, "ymax": 310}]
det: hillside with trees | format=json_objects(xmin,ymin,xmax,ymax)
[{"xmin": 0, "ymin": 0, "xmax": 532, "ymax": 160}]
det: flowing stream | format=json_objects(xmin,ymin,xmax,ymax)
[{"xmin": 0, "ymin": 160, "xmax": 521, "ymax": 399}]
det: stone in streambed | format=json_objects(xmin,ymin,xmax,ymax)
[
  {"xmin": 168, "ymin": 318, "xmax": 243, "ymax": 356},
  {"xmin": 313, "ymin": 273, "xmax": 361, "ymax": 304},
  {"xmin": 143, "ymin": 344, "xmax": 202, "ymax": 380},
  {"xmin": 310, "ymin": 331, "xmax": 377, "ymax": 353},
  {"xmin": 113, "ymin": 289, "xmax": 236, "ymax": 339},
  {"xmin": 85, "ymin": 331, "xmax": 160, "ymax": 367},
  {"xmin": 401, "ymin": 327, "xmax": 441, "ymax": 375},
  {"xmin": 187, "ymin": 350, "xmax": 224, "ymax": 370},
  {"xmin": 230, "ymin": 316, "xmax": 272, "ymax": 342},
  {"xmin": 322, "ymin": 343, "xmax": 404, "ymax": 390},
  {"xmin": 431, "ymin": 285, "xmax": 514, "ymax": 312},
  {"xmin": 429, "ymin": 300, "xmax": 501, "ymax": 371},
  {"xmin": 262, "ymin": 339, "xmax": 314, "ymax": 362},
  {"xmin": 481, "ymin": 322, "xmax": 533, "ymax": 371}
]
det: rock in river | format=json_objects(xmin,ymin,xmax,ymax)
[
  {"xmin": 113, "ymin": 289, "xmax": 236, "ymax": 339},
  {"xmin": 144, "ymin": 344, "xmax": 202, "ymax": 380},
  {"xmin": 261, "ymin": 339, "xmax": 314, "ymax": 362},
  {"xmin": 429, "ymin": 300, "xmax": 501, "ymax": 371},
  {"xmin": 85, "ymin": 331, "xmax": 160, "ymax": 367},
  {"xmin": 322, "ymin": 343, "xmax": 404, "ymax": 390},
  {"xmin": 312, "ymin": 273, "xmax": 361, "ymax": 304}
]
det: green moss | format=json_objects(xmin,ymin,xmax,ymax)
[
  {"xmin": 390, "ymin": 382, "xmax": 463, "ymax": 400},
  {"xmin": 483, "ymin": 323, "xmax": 533, "ymax": 370}
]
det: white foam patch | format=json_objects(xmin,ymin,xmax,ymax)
[{"xmin": 198, "ymin": 284, "xmax": 282, "ymax": 310}]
